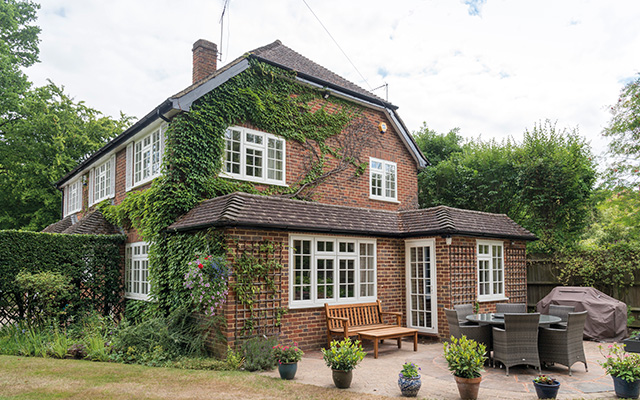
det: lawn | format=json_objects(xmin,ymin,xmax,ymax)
[{"xmin": 0, "ymin": 355, "xmax": 389, "ymax": 400}]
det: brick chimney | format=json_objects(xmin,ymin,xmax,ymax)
[{"xmin": 192, "ymin": 39, "xmax": 218, "ymax": 84}]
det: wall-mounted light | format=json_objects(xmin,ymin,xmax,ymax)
[
  {"xmin": 442, "ymin": 235, "xmax": 452, "ymax": 245},
  {"xmin": 323, "ymin": 91, "xmax": 330, "ymax": 99},
  {"xmin": 81, "ymin": 175, "xmax": 87, "ymax": 186}
]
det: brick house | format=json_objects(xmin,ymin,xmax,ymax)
[{"xmin": 46, "ymin": 39, "xmax": 536, "ymax": 350}]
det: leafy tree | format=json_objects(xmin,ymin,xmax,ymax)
[
  {"xmin": 0, "ymin": 82, "xmax": 131, "ymax": 230},
  {"xmin": 415, "ymin": 120, "xmax": 596, "ymax": 252},
  {"xmin": 0, "ymin": 0, "xmax": 40, "ymax": 119},
  {"xmin": 413, "ymin": 123, "xmax": 464, "ymax": 165},
  {"xmin": 604, "ymin": 74, "xmax": 640, "ymax": 188}
]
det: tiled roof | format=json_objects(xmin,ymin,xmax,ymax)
[
  {"xmin": 42, "ymin": 215, "xmax": 74, "ymax": 233},
  {"xmin": 168, "ymin": 192, "xmax": 537, "ymax": 241},
  {"xmin": 41, "ymin": 211, "xmax": 120, "ymax": 236}
]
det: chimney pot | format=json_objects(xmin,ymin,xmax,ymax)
[{"xmin": 192, "ymin": 39, "xmax": 218, "ymax": 84}]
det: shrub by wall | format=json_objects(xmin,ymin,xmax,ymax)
[{"xmin": 0, "ymin": 230, "xmax": 125, "ymax": 325}]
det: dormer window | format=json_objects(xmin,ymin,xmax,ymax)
[
  {"xmin": 126, "ymin": 126, "xmax": 165, "ymax": 191},
  {"xmin": 222, "ymin": 126, "xmax": 286, "ymax": 185},
  {"xmin": 369, "ymin": 157, "xmax": 397, "ymax": 202}
]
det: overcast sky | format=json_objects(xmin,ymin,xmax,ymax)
[{"xmin": 26, "ymin": 0, "xmax": 640, "ymax": 162}]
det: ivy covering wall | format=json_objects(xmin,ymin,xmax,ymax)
[
  {"xmin": 102, "ymin": 59, "xmax": 365, "ymax": 316},
  {"xmin": 0, "ymin": 230, "xmax": 124, "ymax": 324}
]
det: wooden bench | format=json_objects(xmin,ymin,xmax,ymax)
[{"xmin": 324, "ymin": 300, "xmax": 403, "ymax": 347}]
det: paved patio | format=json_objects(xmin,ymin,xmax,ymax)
[{"xmin": 261, "ymin": 339, "xmax": 618, "ymax": 399}]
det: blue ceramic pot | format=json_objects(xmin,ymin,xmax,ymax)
[
  {"xmin": 612, "ymin": 375, "xmax": 640, "ymax": 399},
  {"xmin": 533, "ymin": 379, "xmax": 560, "ymax": 399},
  {"xmin": 278, "ymin": 362, "xmax": 297, "ymax": 380},
  {"xmin": 398, "ymin": 375, "xmax": 422, "ymax": 397}
]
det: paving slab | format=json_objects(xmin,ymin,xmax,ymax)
[{"xmin": 260, "ymin": 339, "xmax": 618, "ymax": 399}]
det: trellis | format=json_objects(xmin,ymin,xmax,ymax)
[
  {"xmin": 231, "ymin": 240, "xmax": 284, "ymax": 344},
  {"xmin": 505, "ymin": 247, "xmax": 527, "ymax": 304},
  {"xmin": 450, "ymin": 245, "xmax": 477, "ymax": 306}
]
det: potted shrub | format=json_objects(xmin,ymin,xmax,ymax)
[
  {"xmin": 321, "ymin": 337, "xmax": 366, "ymax": 389},
  {"xmin": 599, "ymin": 343, "xmax": 640, "ymax": 399},
  {"xmin": 398, "ymin": 362, "xmax": 421, "ymax": 397},
  {"xmin": 443, "ymin": 335, "xmax": 487, "ymax": 400},
  {"xmin": 532, "ymin": 375, "xmax": 560, "ymax": 399},
  {"xmin": 272, "ymin": 342, "xmax": 304, "ymax": 380}
]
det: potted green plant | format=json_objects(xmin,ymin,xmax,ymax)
[
  {"xmin": 321, "ymin": 337, "xmax": 366, "ymax": 389},
  {"xmin": 398, "ymin": 362, "xmax": 421, "ymax": 397},
  {"xmin": 599, "ymin": 343, "xmax": 640, "ymax": 399},
  {"xmin": 443, "ymin": 335, "xmax": 487, "ymax": 400},
  {"xmin": 272, "ymin": 342, "xmax": 304, "ymax": 380},
  {"xmin": 532, "ymin": 375, "xmax": 560, "ymax": 399}
]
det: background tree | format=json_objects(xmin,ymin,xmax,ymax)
[
  {"xmin": 415, "ymin": 120, "xmax": 597, "ymax": 253},
  {"xmin": 0, "ymin": 83, "xmax": 131, "ymax": 230},
  {"xmin": 0, "ymin": 0, "xmax": 40, "ymax": 120}
]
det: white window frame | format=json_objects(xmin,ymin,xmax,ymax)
[
  {"xmin": 64, "ymin": 179, "xmax": 83, "ymax": 217},
  {"xmin": 369, "ymin": 157, "xmax": 398, "ymax": 203},
  {"xmin": 289, "ymin": 235, "xmax": 377, "ymax": 309},
  {"xmin": 221, "ymin": 126, "xmax": 286, "ymax": 186},
  {"xmin": 89, "ymin": 155, "xmax": 115, "ymax": 206},
  {"xmin": 125, "ymin": 242, "xmax": 151, "ymax": 301},
  {"xmin": 477, "ymin": 240, "xmax": 506, "ymax": 302}
]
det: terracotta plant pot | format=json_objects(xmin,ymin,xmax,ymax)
[
  {"xmin": 331, "ymin": 369, "xmax": 353, "ymax": 389},
  {"xmin": 278, "ymin": 362, "xmax": 297, "ymax": 380},
  {"xmin": 454, "ymin": 375, "xmax": 482, "ymax": 400}
]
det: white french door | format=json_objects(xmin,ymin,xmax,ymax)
[{"xmin": 405, "ymin": 239, "xmax": 437, "ymax": 334}]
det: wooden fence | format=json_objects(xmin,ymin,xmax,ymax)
[{"xmin": 527, "ymin": 254, "xmax": 640, "ymax": 328}]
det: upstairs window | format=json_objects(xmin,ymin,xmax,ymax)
[
  {"xmin": 369, "ymin": 158, "xmax": 397, "ymax": 202},
  {"xmin": 223, "ymin": 126, "xmax": 286, "ymax": 185},
  {"xmin": 477, "ymin": 240, "xmax": 505, "ymax": 301},
  {"xmin": 64, "ymin": 180, "xmax": 82, "ymax": 216},
  {"xmin": 89, "ymin": 155, "xmax": 115, "ymax": 206},
  {"xmin": 126, "ymin": 126, "xmax": 165, "ymax": 191}
]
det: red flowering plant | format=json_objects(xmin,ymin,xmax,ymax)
[
  {"xmin": 183, "ymin": 255, "xmax": 229, "ymax": 317},
  {"xmin": 599, "ymin": 343, "xmax": 640, "ymax": 382},
  {"xmin": 272, "ymin": 342, "xmax": 304, "ymax": 364}
]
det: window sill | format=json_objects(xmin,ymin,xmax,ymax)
[
  {"xmin": 369, "ymin": 196, "xmax": 400, "ymax": 204},
  {"xmin": 89, "ymin": 195, "xmax": 114, "ymax": 208},
  {"xmin": 219, "ymin": 173, "xmax": 288, "ymax": 187},
  {"xmin": 125, "ymin": 293, "xmax": 150, "ymax": 301},
  {"xmin": 478, "ymin": 295, "xmax": 509, "ymax": 303},
  {"xmin": 289, "ymin": 297, "xmax": 377, "ymax": 309},
  {"xmin": 129, "ymin": 175, "xmax": 160, "ymax": 191}
]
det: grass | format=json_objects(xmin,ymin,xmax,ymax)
[{"xmin": 0, "ymin": 355, "xmax": 391, "ymax": 400}]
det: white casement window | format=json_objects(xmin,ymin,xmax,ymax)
[
  {"xmin": 477, "ymin": 240, "xmax": 505, "ymax": 301},
  {"xmin": 289, "ymin": 235, "xmax": 376, "ymax": 308},
  {"xmin": 126, "ymin": 126, "xmax": 165, "ymax": 191},
  {"xmin": 369, "ymin": 157, "xmax": 397, "ymax": 202},
  {"xmin": 89, "ymin": 155, "xmax": 115, "ymax": 206},
  {"xmin": 125, "ymin": 242, "xmax": 151, "ymax": 301},
  {"xmin": 222, "ymin": 126, "xmax": 286, "ymax": 185},
  {"xmin": 63, "ymin": 179, "xmax": 82, "ymax": 216}
]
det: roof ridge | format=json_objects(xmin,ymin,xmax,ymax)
[{"xmin": 248, "ymin": 39, "xmax": 283, "ymax": 56}]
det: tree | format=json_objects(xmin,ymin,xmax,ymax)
[
  {"xmin": 0, "ymin": 82, "xmax": 131, "ymax": 230},
  {"xmin": 604, "ymin": 74, "xmax": 640, "ymax": 188},
  {"xmin": 415, "ymin": 120, "xmax": 597, "ymax": 252},
  {"xmin": 413, "ymin": 123, "xmax": 464, "ymax": 166},
  {"xmin": 0, "ymin": 0, "xmax": 40, "ymax": 120}
]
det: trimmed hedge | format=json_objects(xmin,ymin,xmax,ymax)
[{"xmin": 0, "ymin": 230, "xmax": 125, "ymax": 324}]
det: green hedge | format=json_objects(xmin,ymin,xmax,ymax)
[{"xmin": 0, "ymin": 230, "xmax": 125, "ymax": 324}]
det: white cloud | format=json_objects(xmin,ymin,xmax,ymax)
[{"xmin": 25, "ymin": 0, "xmax": 640, "ymax": 161}]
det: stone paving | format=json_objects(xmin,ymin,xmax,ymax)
[{"xmin": 261, "ymin": 339, "xmax": 618, "ymax": 399}]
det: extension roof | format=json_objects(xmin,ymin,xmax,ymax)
[
  {"xmin": 57, "ymin": 40, "xmax": 428, "ymax": 187},
  {"xmin": 41, "ymin": 210, "xmax": 120, "ymax": 235},
  {"xmin": 167, "ymin": 192, "xmax": 537, "ymax": 241}
]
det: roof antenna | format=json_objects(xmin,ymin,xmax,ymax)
[
  {"xmin": 372, "ymin": 83, "xmax": 388, "ymax": 101},
  {"xmin": 219, "ymin": 0, "xmax": 230, "ymax": 62}
]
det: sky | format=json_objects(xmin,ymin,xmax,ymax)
[{"xmin": 26, "ymin": 0, "xmax": 640, "ymax": 162}]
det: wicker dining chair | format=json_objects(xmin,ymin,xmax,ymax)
[
  {"xmin": 538, "ymin": 311, "xmax": 588, "ymax": 376},
  {"xmin": 548, "ymin": 304, "xmax": 575, "ymax": 329},
  {"xmin": 445, "ymin": 309, "xmax": 492, "ymax": 358},
  {"xmin": 492, "ymin": 313, "xmax": 541, "ymax": 376},
  {"xmin": 453, "ymin": 304, "xmax": 478, "ymax": 325},
  {"xmin": 495, "ymin": 303, "xmax": 527, "ymax": 314}
]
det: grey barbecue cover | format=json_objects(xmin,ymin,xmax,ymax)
[{"xmin": 537, "ymin": 286, "xmax": 627, "ymax": 342}]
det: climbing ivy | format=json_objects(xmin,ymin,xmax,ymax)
[{"xmin": 103, "ymin": 59, "xmax": 370, "ymax": 316}]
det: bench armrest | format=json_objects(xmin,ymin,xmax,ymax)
[
  {"xmin": 381, "ymin": 311, "xmax": 402, "ymax": 326},
  {"xmin": 327, "ymin": 315, "xmax": 350, "ymax": 337}
]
